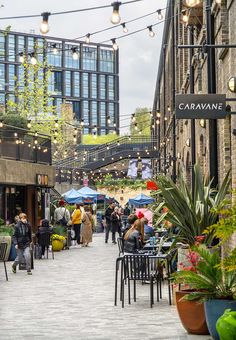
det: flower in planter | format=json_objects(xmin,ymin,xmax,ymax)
[{"xmin": 51, "ymin": 234, "xmax": 65, "ymax": 242}]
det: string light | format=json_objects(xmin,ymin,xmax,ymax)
[
  {"xmin": 71, "ymin": 47, "xmax": 79, "ymax": 60},
  {"xmin": 182, "ymin": 10, "xmax": 189, "ymax": 23},
  {"xmin": 132, "ymin": 113, "xmax": 136, "ymax": 122},
  {"xmin": 111, "ymin": 38, "xmax": 118, "ymax": 50},
  {"xmin": 128, "ymin": 136, "xmax": 131, "ymax": 141},
  {"xmin": 52, "ymin": 43, "xmax": 58, "ymax": 54},
  {"xmin": 157, "ymin": 9, "xmax": 163, "ymax": 20},
  {"xmin": 0, "ymin": 120, "xmax": 3, "ymax": 128},
  {"xmin": 134, "ymin": 123, "xmax": 138, "ymax": 131},
  {"xmin": 40, "ymin": 12, "xmax": 51, "ymax": 34},
  {"xmin": 19, "ymin": 52, "xmax": 24, "ymax": 63},
  {"xmin": 80, "ymin": 119, "xmax": 84, "ymax": 127},
  {"xmin": 54, "ymin": 120, "xmax": 59, "ymax": 128},
  {"xmin": 147, "ymin": 25, "xmax": 155, "ymax": 38},
  {"xmin": 27, "ymin": 120, "xmax": 31, "ymax": 128},
  {"xmin": 30, "ymin": 53, "xmax": 37, "ymax": 65},
  {"xmin": 121, "ymin": 22, "xmax": 128, "ymax": 33},
  {"xmin": 157, "ymin": 112, "xmax": 161, "ymax": 118},
  {"xmin": 111, "ymin": 1, "xmax": 121, "ymax": 24},
  {"xmin": 85, "ymin": 33, "xmax": 91, "ymax": 44},
  {"xmin": 107, "ymin": 116, "xmax": 111, "ymax": 124},
  {"xmin": 53, "ymin": 137, "xmax": 57, "ymax": 144},
  {"xmin": 73, "ymin": 135, "xmax": 77, "ymax": 143}
]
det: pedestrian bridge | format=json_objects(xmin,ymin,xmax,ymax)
[{"xmin": 55, "ymin": 136, "xmax": 159, "ymax": 172}]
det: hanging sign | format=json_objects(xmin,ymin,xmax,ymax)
[
  {"xmin": 175, "ymin": 94, "xmax": 226, "ymax": 119},
  {"xmin": 36, "ymin": 174, "xmax": 49, "ymax": 186}
]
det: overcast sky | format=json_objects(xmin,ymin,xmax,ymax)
[{"xmin": 0, "ymin": 0, "xmax": 166, "ymax": 133}]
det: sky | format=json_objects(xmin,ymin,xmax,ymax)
[{"xmin": 0, "ymin": 0, "xmax": 166, "ymax": 133}]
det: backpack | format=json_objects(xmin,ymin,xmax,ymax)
[{"xmin": 58, "ymin": 208, "xmax": 67, "ymax": 226}]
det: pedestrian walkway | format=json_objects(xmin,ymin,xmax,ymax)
[{"xmin": 0, "ymin": 234, "xmax": 212, "ymax": 340}]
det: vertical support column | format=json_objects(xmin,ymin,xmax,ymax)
[{"xmin": 171, "ymin": 0, "xmax": 176, "ymax": 182}]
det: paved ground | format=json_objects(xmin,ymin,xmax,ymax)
[{"xmin": 0, "ymin": 234, "xmax": 212, "ymax": 340}]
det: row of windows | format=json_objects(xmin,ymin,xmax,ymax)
[
  {"xmin": 0, "ymin": 33, "xmax": 115, "ymax": 73},
  {"xmin": 0, "ymin": 63, "xmax": 116, "ymax": 101}
]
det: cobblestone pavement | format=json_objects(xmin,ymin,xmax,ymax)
[{"xmin": 0, "ymin": 234, "xmax": 212, "ymax": 340}]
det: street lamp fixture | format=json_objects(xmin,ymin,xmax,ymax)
[{"xmin": 228, "ymin": 76, "xmax": 236, "ymax": 93}]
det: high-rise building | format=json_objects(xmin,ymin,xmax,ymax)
[{"xmin": 0, "ymin": 30, "xmax": 119, "ymax": 135}]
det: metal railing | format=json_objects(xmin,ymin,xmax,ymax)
[{"xmin": 0, "ymin": 125, "xmax": 52, "ymax": 165}]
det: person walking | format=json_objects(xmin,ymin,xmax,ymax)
[
  {"xmin": 111, "ymin": 206, "xmax": 122, "ymax": 244},
  {"xmin": 81, "ymin": 206, "xmax": 93, "ymax": 247},
  {"xmin": 71, "ymin": 204, "xmax": 82, "ymax": 245},
  {"xmin": 54, "ymin": 200, "xmax": 70, "ymax": 226},
  {"xmin": 12, "ymin": 213, "xmax": 32, "ymax": 275},
  {"xmin": 36, "ymin": 219, "xmax": 53, "ymax": 258},
  {"xmin": 104, "ymin": 202, "xmax": 115, "ymax": 243}
]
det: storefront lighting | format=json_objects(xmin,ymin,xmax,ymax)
[
  {"xmin": 85, "ymin": 33, "xmax": 91, "ymax": 44},
  {"xmin": 71, "ymin": 47, "xmax": 79, "ymax": 60},
  {"xmin": 40, "ymin": 12, "xmax": 51, "ymax": 34},
  {"xmin": 52, "ymin": 43, "xmax": 58, "ymax": 55},
  {"xmin": 121, "ymin": 23, "xmax": 128, "ymax": 33},
  {"xmin": 228, "ymin": 76, "xmax": 236, "ymax": 93},
  {"xmin": 111, "ymin": 1, "xmax": 121, "ymax": 24},
  {"xmin": 111, "ymin": 38, "xmax": 118, "ymax": 51},
  {"xmin": 147, "ymin": 25, "xmax": 155, "ymax": 38},
  {"xmin": 157, "ymin": 9, "xmax": 163, "ymax": 20}
]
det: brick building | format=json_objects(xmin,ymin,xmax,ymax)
[{"xmin": 153, "ymin": 0, "xmax": 236, "ymax": 244}]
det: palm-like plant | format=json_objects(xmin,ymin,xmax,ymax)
[
  {"xmin": 152, "ymin": 163, "xmax": 230, "ymax": 245},
  {"xmin": 172, "ymin": 245, "xmax": 236, "ymax": 301}
]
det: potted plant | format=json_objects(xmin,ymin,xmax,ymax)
[
  {"xmin": 51, "ymin": 234, "xmax": 65, "ymax": 251},
  {"xmin": 0, "ymin": 219, "xmax": 14, "ymax": 261}
]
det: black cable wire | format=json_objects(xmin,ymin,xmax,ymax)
[{"xmin": 0, "ymin": 0, "xmax": 143, "ymax": 20}]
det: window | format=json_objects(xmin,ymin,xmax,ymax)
[
  {"xmin": 9, "ymin": 65, "xmax": 15, "ymax": 92},
  {"xmin": 108, "ymin": 76, "xmax": 114, "ymax": 100},
  {"xmin": 91, "ymin": 101, "xmax": 97, "ymax": 126},
  {"xmin": 37, "ymin": 38, "xmax": 44, "ymax": 64},
  {"xmin": 54, "ymin": 98, "xmax": 62, "ymax": 116},
  {"xmin": 83, "ymin": 46, "xmax": 97, "ymax": 71},
  {"xmin": 91, "ymin": 74, "xmax": 97, "ymax": 99},
  {"xmin": 99, "ymin": 74, "xmax": 106, "ymax": 99},
  {"xmin": 54, "ymin": 71, "xmax": 62, "ymax": 94},
  {"xmin": 0, "ymin": 64, "xmax": 5, "ymax": 91},
  {"xmin": 100, "ymin": 49, "xmax": 114, "ymax": 73},
  {"xmin": 73, "ymin": 101, "xmax": 80, "ymax": 120},
  {"xmin": 47, "ymin": 42, "xmax": 62, "ymax": 67},
  {"xmin": 0, "ymin": 33, "xmax": 5, "ymax": 60},
  {"xmin": 83, "ymin": 100, "xmax": 89, "ymax": 125},
  {"xmin": 82, "ymin": 73, "xmax": 89, "ymax": 98},
  {"xmin": 65, "ymin": 44, "xmax": 80, "ymax": 69},
  {"xmin": 108, "ymin": 103, "xmax": 114, "ymax": 124},
  {"xmin": 100, "ymin": 102, "xmax": 106, "ymax": 127},
  {"xmin": 17, "ymin": 36, "xmax": 25, "ymax": 62},
  {"xmin": 73, "ymin": 72, "xmax": 80, "ymax": 97},
  {"xmin": 100, "ymin": 129, "xmax": 106, "ymax": 135},
  {"xmin": 65, "ymin": 71, "xmax": 71, "ymax": 96},
  {"xmin": 8, "ymin": 35, "xmax": 15, "ymax": 62}
]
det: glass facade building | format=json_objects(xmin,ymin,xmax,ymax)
[{"xmin": 0, "ymin": 30, "xmax": 119, "ymax": 135}]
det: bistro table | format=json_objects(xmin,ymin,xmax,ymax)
[{"xmin": 143, "ymin": 241, "xmax": 173, "ymax": 252}]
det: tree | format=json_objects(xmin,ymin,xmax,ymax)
[{"xmin": 130, "ymin": 107, "xmax": 152, "ymax": 136}]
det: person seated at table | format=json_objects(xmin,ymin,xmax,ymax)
[
  {"xmin": 122, "ymin": 213, "xmax": 138, "ymax": 236},
  {"xmin": 142, "ymin": 217, "xmax": 155, "ymax": 241},
  {"xmin": 123, "ymin": 219, "xmax": 144, "ymax": 254}
]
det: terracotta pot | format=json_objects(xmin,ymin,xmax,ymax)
[{"xmin": 175, "ymin": 291, "xmax": 209, "ymax": 335}]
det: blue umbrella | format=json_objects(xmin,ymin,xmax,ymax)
[
  {"xmin": 62, "ymin": 188, "xmax": 83, "ymax": 204},
  {"xmin": 77, "ymin": 186, "xmax": 104, "ymax": 200},
  {"xmin": 128, "ymin": 193, "xmax": 155, "ymax": 206}
]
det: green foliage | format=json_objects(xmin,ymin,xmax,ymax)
[
  {"xmin": 52, "ymin": 225, "xmax": 67, "ymax": 236},
  {"xmin": 82, "ymin": 134, "xmax": 118, "ymax": 145},
  {"xmin": 0, "ymin": 224, "xmax": 14, "ymax": 236},
  {"xmin": 96, "ymin": 175, "xmax": 146, "ymax": 190},
  {"xmin": 0, "ymin": 218, "xmax": 4, "ymax": 226},
  {"xmin": 0, "ymin": 113, "xmax": 28, "ymax": 129},
  {"xmin": 152, "ymin": 163, "xmax": 230, "ymax": 245},
  {"xmin": 172, "ymin": 245, "xmax": 236, "ymax": 301},
  {"xmin": 130, "ymin": 107, "xmax": 151, "ymax": 136}
]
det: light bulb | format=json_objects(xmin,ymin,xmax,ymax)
[
  {"xmin": 71, "ymin": 47, "xmax": 79, "ymax": 60},
  {"xmin": 19, "ymin": 52, "xmax": 24, "ymax": 63},
  {"xmin": 157, "ymin": 9, "xmax": 163, "ymax": 20},
  {"xmin": 111, "ymin": 39, "xmax": 118, "ymax": 51},
  {"xmin": 215, "ymin": 0, "xmax": 221, "ymax": 3},
  {"xmin": 54, "ymin": 120, "xmax": 59, "ymax": 128},
  {"xmin": 182, "ymin": 11, "xmax": 189, "ymax": 23},
  {"xmin": 148, "ymin": 26, "xmax": 155, "ymax": 38},
  {"xmin": 52, "ymin": 43, "xmax": 58, "ymax": 55},
  {"xmin": 121, "ymin": 23, "xmax": 128, "ymax": 33},
  {"xmin": 111, "ymin": 2, "xmax": 121, "ymax": 24},
  {"xmin": 30, "ymin": 53, "xmax": 37, "ymax": 65},
  {"xmin": 40, "ymin": 12, "xmax": 50, "ymax": 35},
  {"xmin": 27, "ymin": 120, "xmax": 31, "ymax": 128},
  {"xmin": 81, "ymin": 119, "xmax": 84, "ymax": 127},
  {"xmin": 0, "ymin": 120, "xmax": 3, "ymax": 128},
  {"xmin": 85, "ymin": 33, "xmax": 91, "ymax": 44},
  {"xmin": 107, "ymin": 116, "xmax": 111, "ymax": 124},
  {"xmin": 134, "ymin": 124, "xmax": 138, "ymax": 131},
  {"xmin": 157, "ymin": 112, "xmax": 161, "ymax": 118}
]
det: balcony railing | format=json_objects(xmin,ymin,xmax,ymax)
[{"xmin": 0, "ymin": 124, "xmax": 52, "ymax": 165}]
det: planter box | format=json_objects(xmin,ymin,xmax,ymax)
[{"xmin": 0, "ymin": 236, "xmax": 12, "ymax": 260}]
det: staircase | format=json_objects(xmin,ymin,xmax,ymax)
[{"xmin": 54, "ymin": 136, "xmax": 159, "ymax": 171}]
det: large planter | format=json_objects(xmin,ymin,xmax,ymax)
[
  {"xmin": 204, "ymin": 300, "xmax": 236, "ymax": 340},
  {"xmin": 0, "ymin": 235, "xmax": 12, "ymax": 260},
  {"xmin": 176, "ymin": 291, "xmax": 209, "ymax": 335},
  {"xmin": 52, "ymin": 240, "xmax": 64, "ymax": 252}
]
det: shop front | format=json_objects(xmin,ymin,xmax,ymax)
[{"xmin": 0, "ymin": 159, "xmax": 55, "ymax": 231}]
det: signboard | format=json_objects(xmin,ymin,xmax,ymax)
[
  {"xmin": 36, "ymin": 174, "xmax": 49, "ymax": 186},
  {"xmin": 175, "ymin": 94, "xmax": 226, "ymax": 119}
]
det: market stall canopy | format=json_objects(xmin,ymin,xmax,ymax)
[
  {"xmin": 62, "ymin": 188, "xmax": 83, "ymax": 204},
  {"xmin": 128, "ymin": 193, "xmax": 155, "ymax": 206},
  {"xmin": 77, "ymin": 186, "xmax": 105, "ymax": 200}
]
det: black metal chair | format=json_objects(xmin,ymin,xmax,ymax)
[
  {"xmin": 0, "ymin": 242, "xmax": 8, "ymax": 281},
  {"xmin": 117, "ymin": 237, "xmax": 124, "ymax": 256},
  {"xmin": 120, "ymin": 254, "xmax": 160, "ymax": 308},
  {"xmin": 38, "ymin": 233, "xmax": 54, "ymax": 259}
]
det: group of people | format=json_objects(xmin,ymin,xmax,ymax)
[
  {"xmin": 54, "ymin": 200, "xmax": 94, "ymax": 247},
  {"xmin": 104, "ymin": 202, "xmax": 155, "ymax": 253}
]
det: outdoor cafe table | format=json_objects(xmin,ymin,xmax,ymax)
[{"xmin": 143, "ymin": 241, "xmax": 173, "ymax": 252}]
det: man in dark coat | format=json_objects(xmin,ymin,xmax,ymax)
[
  {"xmin": 104, "ymin": 202, "xmax": 115, "ymax": 243},
  {"xmin": 12, "ymin": 213, "xmax": 32, "ymax": 275}
]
